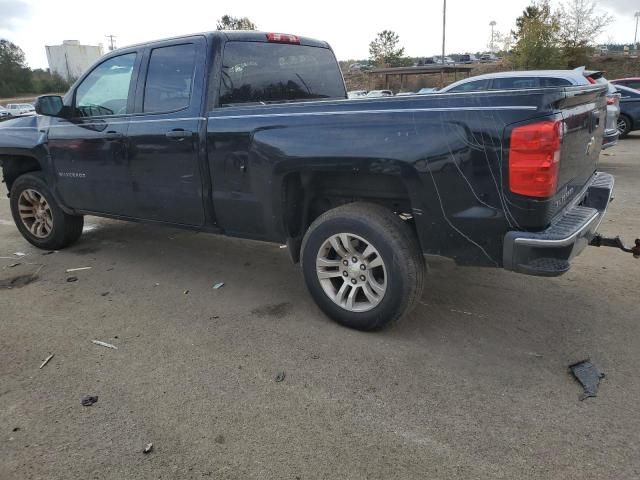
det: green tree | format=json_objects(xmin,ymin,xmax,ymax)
[
  {"xmin": 511, "ymin": 1, "xmax": 564, "ymax": 69},
  {"xmin": 0, "ymin": 39, "xmax": 33, "ymax": 97},
  {"xmin": 216, "ymin": 15, "xmax": 257, "ymax": 31},
  {"xmin": 558, "ymin": 0, "xmax": 613, "ymax": 67},
  {"xmin": 369, "ymin": 30, "xmax": 408, "ymax": 67}
]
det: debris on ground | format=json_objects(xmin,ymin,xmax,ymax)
[
  {"xmin": 0, "ymin": 274, "xmax": 39, "ymax": 289},
  {"xmin": 8, "ymin": 263, "xmax": 21, "ymax": 268},
  {"xmin": 214, "ymin": 434, "xmax": 225, "ymax": 444},
  {"xmin": 14, "ymin": 252, "xmax": 26, "ymax": 257},
  {"xmin": 39, "ymin": 354, "xmax": 54, "ymax": 369},
  {"xmin": 42, "ymin": 251, "xmax": 56, "ymax": 256},
  {"xmin": 92, "ymin": 340, "xmax": 118, "ymax": 350},
  {"xmin": 143, "ymin": 443, "xmax": 153, "ymax": 454},
  {"xmin": 275, "ymin": 371, "xmax": 286, "ymax": 382},
  {"xmin": 66, "ymin": 276, "xmax": 78, "ymax": 283},
  {"xmin": 279, "ymin": 245, "xmax": 287, "ymax": 249},
  {"xmin": 212, "ymin": 282, "xmax": 225, "ymax": 289},
  {"xmin": 184, "ymin": 290, "xmax": 189, "ymax": 294},
  {"xmin": 154, "ymin": 283, "xmax": 160, "ymax": 287},
  {"xmin": 101, "ymin": 292, "xmax": 109, "ymax": 296},
  {"xmin": 66, "ymin": 267, "xmax": 92, "ymax": 273},
  {"xmin": 569, "ymin": 359, "xmax": 605, "ymax": 400},
  {"xmin": 81, "ymin": 395, "xmax": 98, "ymax": 406}
]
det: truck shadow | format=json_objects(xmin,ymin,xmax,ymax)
[{"xmin": 67, "ymin": 216, "xmax": 620, "ymax": 369}]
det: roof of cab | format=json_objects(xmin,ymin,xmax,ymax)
[{"xmin": 114, "ymin": 30, "xmax": 331, "ymax": 51}]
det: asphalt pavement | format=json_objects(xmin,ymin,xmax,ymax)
[{"xmin": 1, "ymin": 134, "xmax": 639, "ymax": 479}]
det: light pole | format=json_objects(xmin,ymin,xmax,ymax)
[
  {"xmin": 635, "ymin": 12, "xmax": 640, "ymax": 50},
  {"xmin": 489, "ymin": 21, "xmax": 497, "ymax": 52},
  {"xmin": 441, "ymin": 0, "xmax": 446, "ymax": 85}
]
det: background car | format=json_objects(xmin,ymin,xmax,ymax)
[
  {"xmin": 347, "ymin": 90, "xmax": 368, "ymax": 99},
  {"xmin": 434, "ymin": 56, "xmax": 455, "ymax": 65},
  {"xmin": 611, "ymin": 77, "xmax": 640, "ymax": 90},
  {"xmin": 417, "ymin": 87, "xmax": 438, "ymax": 94},
  {"xmin": 614, "ymin": 84, "xmax": 640, "ymax": 138},
  {"xmin": 439, "ymin": 68, "xmax": 620, "ymax": 149},
  {"xmin": 6, "ymin": 103, "xmax": 35, "ymax": 116},
  {"xmin": 457, "ymin": 54, "xmax": 479, "ymax": 64},
  {"xmin": 0, "ymin": 106, "xmax": 12, "ymax": 119},
  {"xmin": 366, "ymin": 90, "xmax": 393, "ymax": 98}
]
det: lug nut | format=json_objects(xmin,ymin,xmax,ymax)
[
  {"xmin": 350, "ymin": 278, "xmax": 357, "ymax": 284},
  {"xmin": 343, "ymin": 260, "xmax": 349, "ymax": 266},
  {"xmin": 342, "ymin": 271, "xmax": 348, "ymax": 277},
  {"xmin": 360, "ymin": 275, "xmax": 366, "ymax": 281},
  {"xmin": 360, "ymin": 264, "xmax": 366, "ymax": 270},
  {"xmin": 352, "ymin": 257, "xmax": 358, "ymax": 263}
]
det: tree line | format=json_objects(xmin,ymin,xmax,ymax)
[{"xmin": 0, "ymin": 39, "xmax": 71, "ymax": 98}]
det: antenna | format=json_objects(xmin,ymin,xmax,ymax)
[{"xmin": 105, "ymin": 35, "xmax": 117, "ymax": 51}]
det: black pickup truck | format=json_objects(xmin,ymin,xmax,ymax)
[{"xmin": 0, "ymin": 31, "xmax": 633, "ymax": 330}]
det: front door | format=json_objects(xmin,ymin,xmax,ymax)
[
  {"xmin": 125, "ymin": 38, "xmax": 206, "ymax": 226},
  {"xmin": 48, "ymin": 51, "xmax": 140, "ymax": 215}
]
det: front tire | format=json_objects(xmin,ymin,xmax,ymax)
[
  {"xmin": 617, "ymin": 114, "xmax": 632, "ymax": 138},
  {"xmin": 10, "ymin": 172, "xmax": 84, "ymax": 250},
  {"xmin": 301, "ymin": 202, "xmax": 425, "ymax": 331}
]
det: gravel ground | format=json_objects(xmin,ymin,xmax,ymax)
[{"xmin": 1, "ymin": 134, "xmax": 639, "ymax": 480}]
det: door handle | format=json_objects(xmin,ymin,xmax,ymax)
[
  {"xmin": 165, "ymin": 129, "xmax": 193, "ymax": 141},
  {"xmin": 105, "ymin": 131, "xmax": 123, "ymax": 140}
]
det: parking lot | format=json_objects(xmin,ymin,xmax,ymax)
[{"xmin": 1, "ymin": 134, "xmax": 639, "ymax": 479}]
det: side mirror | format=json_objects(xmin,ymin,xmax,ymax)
[{"xmin": 35, "ymin": 95, "xmax": 65, "ymax": 117}]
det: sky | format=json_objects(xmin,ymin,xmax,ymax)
[{"xmin": 1, "ymin": 0, "xmax": 639, "ymax": 69}]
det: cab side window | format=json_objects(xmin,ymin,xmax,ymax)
[
  {"xmin": 143, "ymin": 43, "xmax": 197, "ymax": 113},
  {"xmin": 75, "ymin": 53, "xmax": 137, "ymax": 117}
]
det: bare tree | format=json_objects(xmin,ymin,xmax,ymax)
[{"xmin": 559, "ymin": 0, "xmax": 613, "ymax": 66}]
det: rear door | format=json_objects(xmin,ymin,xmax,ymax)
[{"xmin": 126, "ymin": 37, "xmax": 207, "ymax": 226}]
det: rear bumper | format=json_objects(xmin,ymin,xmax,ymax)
[{"xmin": 503, "ymin": 172, "xmax": 614, "ymax": 276}]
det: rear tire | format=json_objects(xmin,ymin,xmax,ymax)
[
  {"xmin": 10, "ymin": 172, "xmax": 84, "ymax": 250},
  {"xmin": 617, "ymin": 114, "xmax": 632, "ymax": 138},
  {"xmin": 301, "ymin": 202, "xmax": 425, "ymax": 331}
]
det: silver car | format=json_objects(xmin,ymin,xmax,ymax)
[{"xmin": 439, "ymin": 69, "xmax": 619, "ymax": 149}]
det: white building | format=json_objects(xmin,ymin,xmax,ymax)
[{"xmin": 45, "ymin": 40, "xmax": 104, "ymax": 81}]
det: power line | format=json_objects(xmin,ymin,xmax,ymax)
[{"xmin": 105, "ymin": 35, "xmax": 117, "ymax": 51}]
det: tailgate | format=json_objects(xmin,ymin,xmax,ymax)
[
  {"xmin": 556, "ymin": 86, "xmax": 606, "ymax": 192},
  {"xmin": 504, "ymin": 84, "xmax": 608, "ymax": 229}
]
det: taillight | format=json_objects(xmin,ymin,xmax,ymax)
[
  {"xmin": 509, "ymin": 120, "xmax": 563, "ymax": 198},
  {"xmin": 607, "ymin": 95, "xmax": 619, "ymax": 107},
  {"xmin": 586, "ymin": 76, "xmax": 597, "ymax": 84},
  {"xmin": 266, "ymin": 32, "xmax": 300, "ymax": 44}
]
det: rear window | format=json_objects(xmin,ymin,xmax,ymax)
[{"xmin": 219, "ymin": 42, "xmax": 346, "ymax": 106}]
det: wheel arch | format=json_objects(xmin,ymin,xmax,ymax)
[
  {"xmin": 278, "ymin": 166, "xmax": 420, "ymax": 263},
  {"xmin": 0, "ymin": 153, "xmax": 44, "ymax": 194}
]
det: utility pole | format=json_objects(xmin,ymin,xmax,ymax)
[
  {"xmin": 441, "ymin": 0, "xmax": 446, "ymax": 86},
  {"xmin": 635, "ymin": 12, "xmax": 640, "ymax": 50},
  {"xmin": 489, "ymin": 21, "xmax": 497, "ymax": 52},
  {"xmin": 105, "ymin": 34, "xmax": 117, "ymax": 51}
]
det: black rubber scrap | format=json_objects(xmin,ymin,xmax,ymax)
[
  {"xmin": 569, "ymin": 359, "xmax": 605, "ymax": 401},
  {"xmin": 81, "ymin": 395, "xmax": 99, "ymax": 406}
]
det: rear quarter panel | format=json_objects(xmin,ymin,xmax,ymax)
[{"xmin": 207, "ymin": 91, "xmax": 567, "ymax": 266}]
